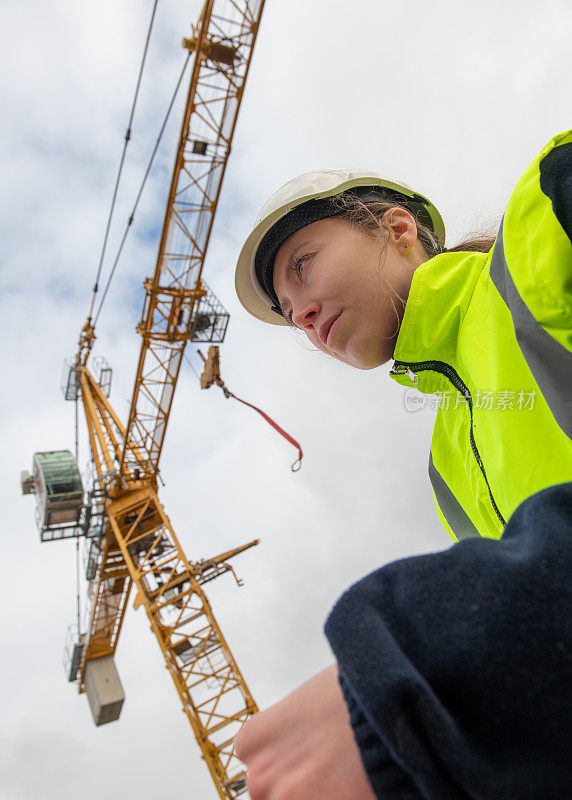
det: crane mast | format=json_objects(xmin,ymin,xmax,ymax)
[{"xmin": 23, "ymin": 2, "xmax": 266, "ymax": 798}]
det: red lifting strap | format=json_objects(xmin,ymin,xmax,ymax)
[
  {"xmin": 217, "ymin": 379, "xmax": 303, "ymax": 471},
  {"xmin": 198, "ymin": 347, "xmax": 303, "ymax": 471}
]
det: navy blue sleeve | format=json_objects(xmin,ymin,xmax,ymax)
[
  {"xmin": 540, "ymin": 142, "xmax": 572, "ymax": 245},
  {"xmin": 325, "ymin": 483, "xmax": 572, "ymax": 800}
]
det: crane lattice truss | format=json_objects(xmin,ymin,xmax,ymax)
[
  {"xmin": 117, "ymin": 0, "xmax": 265, "ymax": 480},
  {"xmin": 79, "ymin": 369, "xmax": 258, "ymax": 797},
  {"xmin": 74, "ymin": 2, "xmax": 266, "ymax": 797}
]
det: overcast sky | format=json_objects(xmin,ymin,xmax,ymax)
[{"xmin": 2, "ymin": 0, "xmax": 571, "ymax": 797}]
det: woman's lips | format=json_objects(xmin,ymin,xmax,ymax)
[{"xmin": 321, "ymin": 312, "xmax": 342, "ymax": 348}]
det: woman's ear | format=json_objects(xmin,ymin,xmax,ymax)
[{"xmin": 382, "ymin": 207, "xmax": 418, "ymax": 250}]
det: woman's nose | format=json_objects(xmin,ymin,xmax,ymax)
[{"xmin": 292, "ymin": 299, "xmax": 320, "ymax": 329}]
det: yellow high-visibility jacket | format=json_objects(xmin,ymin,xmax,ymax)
[{"xmin": 390, "ymin": 130, "xmax": 572, "ymax": 540}]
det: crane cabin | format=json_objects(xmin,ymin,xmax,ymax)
[{"xmin": 22, "ymin": 450, "xmax": 84, "ymax": 532}]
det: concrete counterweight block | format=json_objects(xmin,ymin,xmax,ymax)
[{"xmin": 84, "ymin": 655, "xmax": 125, "ymax": 726}]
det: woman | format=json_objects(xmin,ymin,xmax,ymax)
[{"xmin": 234, "ymin": 132, "xmax": 572, "ymax": 799}]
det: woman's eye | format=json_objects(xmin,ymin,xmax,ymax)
[{"xmin": 292, "ymin": 254, "xmax": 311, "ymax": 278}]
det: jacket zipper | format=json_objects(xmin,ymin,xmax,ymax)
[{"xmin": 391, "ymin": 359, "xmax": 506, "ymax": 526}]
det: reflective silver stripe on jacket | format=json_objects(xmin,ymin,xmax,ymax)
[
  {"xmin": 490, "ymin": 220, "xmax": 572, "ymax": 439},
  {"xmin": 428, "ymin": 453, "xmax": 481, "ymax": 540}
]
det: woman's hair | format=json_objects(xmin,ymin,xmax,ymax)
[
  {"xmin": 332, "ymin": 194, "xmax": 497, "ymax": 256},
  {"xmin": 444, "ymin": 235, "xmax": 498, "ymax": 254}
]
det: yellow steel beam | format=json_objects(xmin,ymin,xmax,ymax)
[
  {"xmin": 105, "ymin": 485, "xmax": 257, "ymax": 799},
  {"xmin": 85, "ymin": 369, "xmax": 147, "ymax": 474},
  {"xmin": 120, "ymin": 0, "xmax": 266, "ymax": 480},
  {"xmin": 80, "ymin": 370, "xmax": 113, "ymax": 474},
  {"xmin": 78, "ymin": 536, "xmax": 132, "ymax": 690},
  {"xmin": 78, "ymin": 368, "xmax": 135, "ymax": 686}
]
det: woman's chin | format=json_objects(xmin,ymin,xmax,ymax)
[{"xmin": 336, "ymin": 346, "xmax": 387, "ymax": 370}]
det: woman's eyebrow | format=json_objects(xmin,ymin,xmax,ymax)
[{"xmin": 287, "ymin": 240, "xmax": 312, "ymax": 268}]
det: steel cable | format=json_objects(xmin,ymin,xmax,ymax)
[
  {"xmin": 88, "ymin": 0, "xmax": 160, "ymax": 320},
  {"xmin": 93, "ymin": 51, "xmax": 191, "ymax": 326}
]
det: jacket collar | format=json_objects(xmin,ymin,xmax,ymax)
[{"xmin": 390, "ymin": 250, "xmax": 489, "ymax": 394}]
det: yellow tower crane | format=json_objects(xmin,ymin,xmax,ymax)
[{"xmin": 20, "ymin": 1, "xmax": 265, "ymax": 798}]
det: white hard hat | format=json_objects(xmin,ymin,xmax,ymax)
[{"xmin": 235, "ymin": 168, "xmax": 445, "ymax": 325}]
